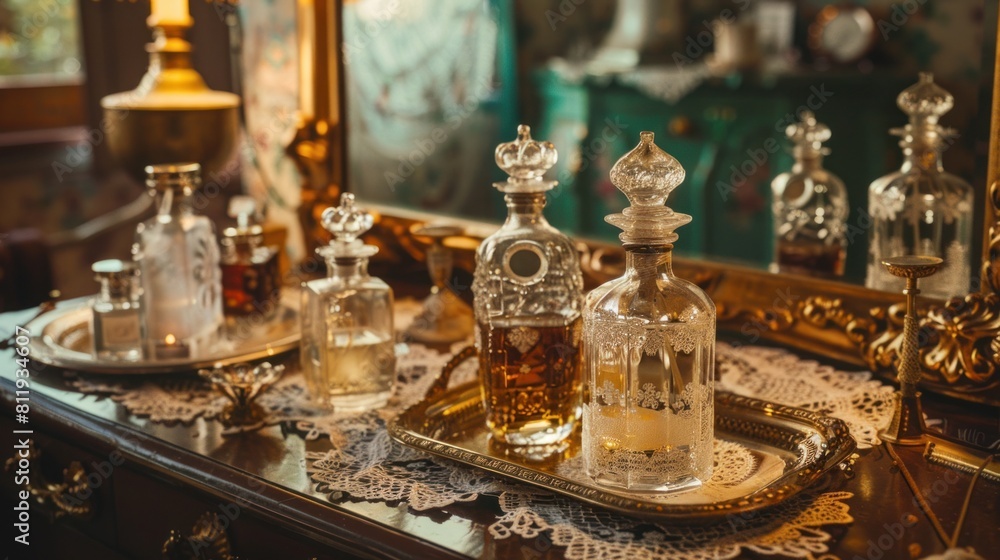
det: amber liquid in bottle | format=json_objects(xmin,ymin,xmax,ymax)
[{"xmin": 478, "ymin": 316, "xmax": 582, "ymax": 445}]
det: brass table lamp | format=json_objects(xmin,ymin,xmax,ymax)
[
  {"xmin": 101, "ymin": 6, "xmax": 240, "ymax": 183},
  {"xmin": 879, "ymin": 255, "xmax": 943, "ymax": 445}
]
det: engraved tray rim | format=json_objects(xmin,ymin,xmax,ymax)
[
  {"xmin": 24, "ymin": 290, "xmax": 300, "ymax": 374},
  {"xmin": 389, "ymin": 382, "xmax": 857, "ymax": 523}
]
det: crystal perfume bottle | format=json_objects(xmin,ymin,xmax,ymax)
[
  {"xmin": 301, "ymin": 193, "xmax": 395, "ymax": 411},
  {"xmin": 90, "ymin": 259, "xmax": 143, "ymax": 361},
  {"xmin": 134, "ymin": 163, "xmax": 224, "ymax": 359},
  {"xmin": 472, "ymin": 125, "xmax": 584, "ymax": 446},
  {"xmin": 866, "ymin": 73, "xmax": 974, "ymax": 299},
  {"xmin": 220, "ymin": 196, "xmax": 281, "ymax": 319},
  {"xmin": 583, "ymin": 132, "xmax": 715, "ymax": 493},
  {"xmin": 771, "ymin": 110, "xmax": 848, "ymax": 278}
]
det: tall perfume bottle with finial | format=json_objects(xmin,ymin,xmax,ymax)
[
  {"xmin": 301, "ymin": 193, "xmax": 395, "ymax": 411},
  {"xmin": 134, "ymin": 163, "xmax": 223, "ymax": 359},
  {"xmin": 866, "ymin": 73, "xmax": 974, "ymax": 298},
  {"xmin": 771, "ymin": 110, "xmax": 848, "ymax": 278},
  {"xmin": 472, "ymin": 125, "xmax": 584, "ymax": 446},
  {"xmin": 583, "ymin": 132, "xmax": 715, "ymax": 493}
]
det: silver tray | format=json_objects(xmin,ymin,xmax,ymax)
[
  {"xmin": 389, "ymin": 351, "xmax": 856, "ymax": 523},
  {"xmin": 25, "ymin": 291, "xmax": 300, "ymax": 374}
]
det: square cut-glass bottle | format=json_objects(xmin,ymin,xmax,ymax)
[
  {"xmin": 472, "ymin": 125, "xmax": 584, "ymax": 446},
  {"xmin": 582, "ymin": 132, "xmax": 716, "ymax": 493},
  {"xmin": 301, "ymin": 194, "xmax": 395, "ymax": 411},
  {"xmin": 133, "ymin": 163, "xmax": 223, "ymax": 359},
  {"xmin": 90, "ymin": 259, "xmax": 143, "ymax": 361}
]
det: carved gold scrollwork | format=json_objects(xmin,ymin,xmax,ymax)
[
  {"xmin": 922, "ymin": 293, "xmax": 1000, "ymax": 387},
  {"xmin": 983, "ymin": 180, "xmax": 1000, "ymax": 294},
  {"xmin": 4, "ymin": 441, "xmax": 96, "ymax": 520},
  {"xmin": 162, "ymin": 512, "xmax": 240, "ymax": 560}
]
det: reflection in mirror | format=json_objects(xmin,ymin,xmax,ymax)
[{"xmin": 339, "ymin": 0, "xmax": 994, "ymax": 287}]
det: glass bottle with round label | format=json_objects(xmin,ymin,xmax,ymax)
[{"xmin": 472, "ymin": 125, "xmax": 584, "ymax": 447}]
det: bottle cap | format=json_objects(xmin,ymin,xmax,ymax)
[
  {"xmin": 606, "ymin": 132, "xmax": 691, "ymax": 245},
  {"xmin": 892, "ymin": 73, "xmax": 957, "ymax": 144},
  {"xmin": 222, "ymin": 195, "xmax": 264, "ymax": 248},
  {"xmin": 786, "ymin": 110, "xmax": 832, "ymax": 156},
  {"xmin": 493, "ymin": 125, "xmax": 558, "ymax": 194},
  {"xmin": 144, "ymin": 162, "xmax": 201, "ymax": 193},
  {"xmin": 319, "ymin": 193, "xmax": 378, "ymax": 259},
  {"xmin": 92, "ymin": 259, "xmax": 138, "ymax": 298}
]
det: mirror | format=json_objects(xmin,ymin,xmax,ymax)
[{"xmin": 339, "ymin": 0, "xmax": 996, "ymax": 289}]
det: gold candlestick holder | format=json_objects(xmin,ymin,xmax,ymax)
[
  {"xmin": 101, "ymin": 15, "xmax": 240, "ymax": 183},
  {"xmin": 879, "ymin": 255, "xmax": 943, "ymax": 446}
]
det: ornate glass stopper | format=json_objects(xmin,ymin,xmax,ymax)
[
  {"xmin": 786, "ymin": 110, "xmax": 831, "ymax": 155},
  {"xmin": 606, "ymin": 131, "xmax": 691, "ymax": 245},
  {"xmin": 493, "ymin": 125, "xmax": 558, "ymax": 193},
  {"xmin": 319, "ymin": 193, "xmax": 378, "ymax": 259},
  {"xmin": 892, "ymin": 72, "xmax": 956, "ymax": 145}
]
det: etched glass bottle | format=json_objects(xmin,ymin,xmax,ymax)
[
  {"xmin": 472, "ymin": 125, "xmax": 584, "ymax": 446},
  {"xmin": 583, "ymin": 132, "xmax": 715, "ymax": 493},
  {"xmin": 866, "ymin": 73, "xmax": 974, "ymax": 299},
  {"xmin": 771, "ymin": 110, "xmax": 848, "ymax": 278},
  {"xmin": 134, "ymin": 163, "xmax": 223, "ymax": 359},
  {"xmin": 301, "ymin": 193, "xmax": 395, "ymax": 411},
  {"xmin": 220, "ymin": 196, "xmax": 281, "ymax": 319},
  {"xmin": 90, "ymin": 259, "xmax": 143, "ymax": 361}
]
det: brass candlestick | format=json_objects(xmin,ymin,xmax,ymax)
[
  {"xmin": 879, "ymin": 255, "xmax": 943, "ymax": 445},
  {"xmin": 101, "ymin": 16, "xmax": 240, "ymax": 183},
  {"xmin": 405, "ymin": 224, "xmax": 474, "ymax": 343}
]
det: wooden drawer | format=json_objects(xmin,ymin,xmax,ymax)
[
  {"xmin": 0, "ymin": 412, "xmax": 119, "ymax": 552},
  {"xmin": 114, "ymin": 466, "xmax": 347, "ymax": 559}
]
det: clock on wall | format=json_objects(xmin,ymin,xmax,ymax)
[{"xmin": 808, "ymin": 5, "xmax": 877, "ymax": 65}]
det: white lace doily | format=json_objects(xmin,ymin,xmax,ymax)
[{"xmin": 70, "ymin": 339, "xmax": 890, "ymax": 560}]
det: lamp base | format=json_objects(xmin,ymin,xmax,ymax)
[{"xmin": 879, "ymin": 391, "xmax": 927, "ymax": 446}]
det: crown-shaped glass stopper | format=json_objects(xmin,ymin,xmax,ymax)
[
  {"xmin": 892, "ymin": 73, "xmax": 956, "ymax": 145},
  {"xmin": 606, "ymin": 132, "xmax": 691, "ymax": 245},
  {"xmin": 493, "ymin": 125, "xmax": 558, "ymax": 193},
  {"xmin": 319, "ymin": 193, "xmax": 378, "ymax": 259},
  {"xmin": 786, "ymin": 110, "xmax": 832, "ymax": 156}
]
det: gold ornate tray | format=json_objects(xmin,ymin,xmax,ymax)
[
  {"xmin": 25, "ymin": 290, "xmax": 300, "ymax": 374},
  {"xmin": 389, "ymin": 357, "xmax": 856, "ymax": 523}
]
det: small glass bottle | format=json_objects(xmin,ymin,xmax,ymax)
[
  {"xmin": 583, "ymin": 132, "xmax": 715, "ymax": 493},
  {"xmin": 301, "ymin": 193, "xmax": 395, "ymax": 411},
  {"xmin": 220, "ymin": 196, "xmax": 281, "ymax": 319},
  {"xmin": 771, "ymin": 110, "xmax": 848, "ymax": 278},
  {"xmin": 133, "ymin": 163, "xmax": 224, "ymax": 359},
  {"xmin": 90, "ymin": 259, "xmax": 143, "ymax": 361},
  {"xmin": 867, "ymin": 73, "xmax": 974, "ymax": 299},
  {"xmin": 472, "ymin": 125, "xmax": 584, "ymax": 446}
]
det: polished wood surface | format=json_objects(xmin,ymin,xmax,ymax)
[{"xmin": 1, "ymin": 303, "xmax": 998, "ymax": 559}]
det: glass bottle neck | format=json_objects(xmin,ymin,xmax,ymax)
[
  {"xmin": 98, "ymin": 279, "xmax": 130, "ymax": 303},
  {"xmin": 504, "ymin": 193, "xmax": 549, "ymax": 228},
  {"xmin": 625, "ymin": 245, "xmax": 674, "ymax": 277},
  {"xmin": 792, "ymin": 150, "xmax": 824, "ymax": 173},
  {"xmin": 155, "ymin": 188, "xmax": 194, "ymax": 218},
  {"xmin": 901, "ymin": 141, "xmax": 944, "ymax": 173},
  {"xmin": 325, "ymin": 256, "xmax": 369, "ymax": 282}
]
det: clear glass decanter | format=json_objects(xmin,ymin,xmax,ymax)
[
  {"xmin": 134, "ymin": 163, "xmax": 223, "ymax": 359},
  {"xmin": 301, "ymin": 193, "xmax": 395, "ymax": 411},
  {"xmin": 220, "ymin": 195, "xmax": 281, "ymax": 319},
  {"xmin": 583, "ymin": 132, "xmax": 716, "ymax": 493},
  {"xmin": 771, "ymin": 110, "xmax": 848, "ymax": 278},
  {"xmin": 472, "ymin": 125, "xmax": 584, "ymax": 446},
  {"xmin": 866, "ymin": 73, "xmax": 974, "ymax": 299},
  {"xmin": 90, "ymin": 259, "xmax": 143, "ymax": 361}
]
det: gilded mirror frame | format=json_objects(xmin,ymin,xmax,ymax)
[{"xmin": 295, "ymin": 1, "xmax": 1000, "ymax": 406}]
